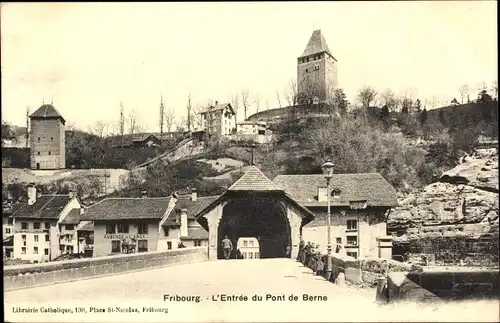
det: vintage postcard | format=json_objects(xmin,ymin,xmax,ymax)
[{"xmin": 1, "ymin": 2, "xmax": 498, "ymax": 322}]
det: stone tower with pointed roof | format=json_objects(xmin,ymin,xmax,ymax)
[
  {"xmin": 29, "ymin": 104, "xmax": 66, "ymax": 170},
  {"xmin": 297, "ymin": 29, "xmax": 338, "ymax": 104}
]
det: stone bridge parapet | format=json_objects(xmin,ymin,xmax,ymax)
[{"xmin": 4, "ymin": 247, "xmax": 208, "ymax": 291}]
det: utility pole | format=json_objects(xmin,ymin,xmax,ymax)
[
  {"xmin": 25, "ymin": 106, "xmax": 30, "ymax": 148},
  {"xmin": 187, "ymin": 93, "xmax": 192, "ymax": 132},
  {"xmin": 250, "ymin": 143, "xmax": 256, "ymax": 166},
  {"xmin": 119, "ymin": 101, "xmax": 125, "ymax": 148},
  {"xmin": 159, "ymin": 93, "xmax": 165, "ymax": 136}
]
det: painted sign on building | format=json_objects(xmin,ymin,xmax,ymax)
[{"xmin": 103, "ymin": 234, "xmax": 147, "ymax": 240}]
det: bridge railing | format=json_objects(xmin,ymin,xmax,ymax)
[{"xmin": 4, "ymin": 247, "xmax": 208, "ymax": 291}]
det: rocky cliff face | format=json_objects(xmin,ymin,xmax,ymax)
[{"xmin": 388, "ymin": 148, "xmax": 499, "ymax": 240}]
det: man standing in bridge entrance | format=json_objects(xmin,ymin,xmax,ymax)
[{"xmin": 221, "ymin": 235, "xmax": 233, "ymax": 260}]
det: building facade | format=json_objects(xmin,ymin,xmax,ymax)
[
  {"xmin": 10, "ymin": 186, "xmax": 82, "ymax": 263},
  {"xmin": 297, "ymin": 29, "xmax": 338, "ymax": 104},
  {"xmin": 29, "ymin": 104, "xmax": 66, "ymax": 170},
  {"xmin": 199, "ymin": 102, "xmax": 236, "ymax": 137},
  {"xmin": 232, "ymin": 121, "xmax": 272, "ymax": 144},
  {"xmin": 273, "ymin": 173, "xmax": 397, "ymax": 259}
]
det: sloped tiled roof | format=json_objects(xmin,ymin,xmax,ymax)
[
  {"xmin": 2, "ymin": 202, "xmax": 27, "ymax": 217},
  {"xmin": 200, "ymin": 102, "xmax": 235, "ymax": 115},
  {"xmin": 163, "ymin": 195, "xmax": 220, "ymax": 226},
  {"xmin": 273, "ymin": 173, "xmax": 397, "ymax": 207},
  {"xmin": 10, "ymin": 195, "xmax": 72, "ymax": 219},
  {"xmin": 299, "ymin": 29, "xmax": 334, "ymax": 59},
  {"xmin": 78, "ymin": 221, "xmax": 94, "ymax": 231},
  {"xmin": 60, "ymin": 209, "xmax": 81, "ymax": 224},
  {"xmin": 84, "ymin": 197, "xmax": 173, "ymax": 220},
  {"xmin": 180, "ymin": 227, "xmax": 209, "ymax": 241},
  {"xmin": 29, "ymin": 104, "xmax": 66, "ymax": 123},
  {"xmin": 228, "ymin": 166, "xmax": 282, "ymax": 191}
]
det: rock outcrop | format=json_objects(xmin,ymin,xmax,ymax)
[{"xmin": 388, "ymin": 148, "xmax": 499, "ymax": 240}]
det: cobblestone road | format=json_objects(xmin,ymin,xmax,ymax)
[{"xmin": 4, "ymin": 259, "xmax": 498, "ymax": 322}]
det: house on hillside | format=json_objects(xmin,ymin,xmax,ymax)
[
  {"xmin": 111, "ymin": 132, "xmax": 178, "ymax": 148},
  {"xmin": 160, "ymin": 189, "xmax": 213, "ymax": 249},
  {"xmin": 199, "ymin": 102, "xmax": 236, "ymax": 138},
  {"xmin": 2, "ymin": 201, "xmax": 23, "ymax": 259},
  {"xmin": 232, "ymin": 120, "xmax": 272, "ymax": 144},
  {"xmin": 83, "ymin": 193, "xmax": 177, "ymax": 257},
  {"xmin": 273, "ymin": 173, "xmax": 398, "ymax": 259},
  {"xmin": 9, "ymin": 183, "xmax": 83, "ymax": 263}
]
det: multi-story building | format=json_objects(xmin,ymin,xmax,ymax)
[
  {"xmin": 29, "ymin": 103, "xmax": 66, "ymax": 170},
  {"xmin": 297, "ymin": 29, "xmax": 338, "ymax": 104},
  {"xmin": 199, "ymin": 102, "xmax": 236, "ymax": 138},
  {"xmin": 2, "ymin": 201, "xmax": 22, "ymax": 259},
  {"xmin": 160, "ymin": 189, "xmax": 213, "ymax": 249},
  {"xmin": 9, "ymin": 185, "xmax": 82, "ymax": 263},
  {"xmin": 83, "ymin": 194, "xmax": 177, "ymax": 257},
  {"xmin": 234, "ymin": 121, "xmax": 271, "ymax": 144},
  {"xmin": 273, "ymin": 173, "xmax": 397, "ymax": 259}
]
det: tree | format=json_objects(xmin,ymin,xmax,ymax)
[
  {"xmin": 357, "ymin": 86, "xmax": 377, "ymax": 108},
  {"xmin": 90, "ymin": 120, "xmax": 109, "ymax": 139},
  {"xmin": 119, "ymin": 101, "xmax": 125, "ymax": 146},
  {"xmin": 163, "ymin": 106, "xmax": 176, "ymax": 133},
  {"xmin": 478, "ymin": 90, "xmax": 493, "ymax": 104},
  {"xmin": 1, "ymin": 121, "xmax": 12, "ymax": 146},
  {"xmin": 231, "ymin": 93, "xmax": 240, "ymax": 122},
  {"xmin": 186, "ymin": 93, "xmax": 192, "ymax": 132},
  {"xmin": 419, "ymin": 108, "xmax": 428, "ymax": 126},
  {"xmin": 459, "ymin": 84, "xmax": 470, "ymax": 103},
  {"xmin": 491, "ymin": 80, "xmax": 498, "ymax": 100},
  {"xmin": 159, "ymin": 94, "xmax": 165, "ymax": 135},
  {"xmin": 332, "ymin": 88, "xmax": 349, "ymax": 115},
  {"xmin": 414, "ymin": 99, "xmax": 422, "ymax": 113},
  {"xmin": 283, "ymin": 79, "xmax": 298, "ymax": 107},
  {"xmin": 254, "ymin": 94, "xmax": 260, "ymax": 114},
  {"xmin": 400, "ymin": 95, "xmax": 413, "ymax": 114},
  {"xmin": 241, "ymin": 89, "xmax": 250, "ymax": 120},
  {"xmin": 381, "ymin": 89, "xmax": 398, "ymax": 112},
  {"xmin": 276, "ymin": 90, "xmax": 282, "ymax": 108},
  {"xmin": 128, "ymin": 110, "xmax": 138, "ymax": 135},
  {"xmin": 438, "ymin": 109, "xmax": 446, "ymax": 126}
]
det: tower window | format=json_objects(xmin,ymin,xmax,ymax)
[
  {"xmin": 51, "ymin": 137, "xmax": 53, "ymax": 140},
  {"xmin": 48, "ymin": 151, "xmax": 51, "ymax": 155},
  {"xmin": 305, "ymin": 69, "xmax": 309, "ymax": 73},
  {"xmin": 37, "ymin": 151, "xmax": 40, "ymax": 156},
  {"xmin": 38, "ymin": 137, "xmax": 40, "ymax": 141}
]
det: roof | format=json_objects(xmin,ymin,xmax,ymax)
[
  {"xmin": 163, "ymin": 195, "xmax": 220, "ymax": 226},
  {"xmin": 200, "ymin": 102, "xmax": 235, "ymax": 115},
  {"xmin": 299, "ymin": 29, "xmax": 334, "ymax": 59},
  {"xmin": 29, "ymin": 104, "xmax": 66, "ymax": 123},
  {"xmin": 9, "ymin": 195, "xmax": 72, "ymax": 219},
  {"xmin": 83, "ymin": 197, "xmax": 173, "ymax": 220},
  {"xmin": 273, "ymin": 173, "xmax": 398, "ymax": 208},
  {"xmin": 228, "ymin": 166, "xmax": 282, "ymax": 192},
  {"xmin": 2, "ymin": 203, "xmax": 27, "ymax": 217},
  {"xmin": 180, "ymin": 227, "xmax": 209, "ymax": 241},
  {"xmin": 78, "ymin": 221, "xmax": 94, "ymax": 231},
  {"xmin": 60, "ymin": 209, "xmax": 81, "ymax": 224}
]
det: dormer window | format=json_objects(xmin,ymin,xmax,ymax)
[
  {"xmin": 317, "ymin": 187, "xmax": 328, "ymax": 202},
  {"xmin": 332, "ymin": 187, "xmax": 341, "ymax": 198}
]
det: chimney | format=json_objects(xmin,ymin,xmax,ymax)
[
  {"xmin": 191, "ymin": 188, "xmax": 197, "ymax": 202},
  {"xmin": 27, "ymin": 183, "xmax": 37, "ymax": 206},
  {"xmin": 141, "ymin": 191, "xmax": 147, "ymax": 199},
  {"xmin": 180, "ymin": 208, "xmax": 188, "ymax": 237},
  {"xmin": 317, "ymin": 187, "xmax": 327, "ymax": 203},
  {"xmin": 80, "ymin": 207, "xmax": 84, "ymax": 215}
]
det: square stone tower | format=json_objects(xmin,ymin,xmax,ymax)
[
  {"xmin": 297, "ymin": 29, "xmax": 338, "ymax": 104},
  {"xmin": 29, "ymin": 104, "xmax": 66, "ymax": 170}
]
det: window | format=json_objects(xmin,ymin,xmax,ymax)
[
  {"xmin": 38, "ymin": 137, "xmax": 40, "ymax": 141},
  {"xmin": 243, "ymin": 240, "xmax": 248, "ymax": 247},
  {"xmin": 111, "ymin": 240, "xmax": 121, "ymax": 253},
  {"xmin": 346, "ymin": 236, "xmax": 358, "ymax": 246},
  {"xmin": 249, "ymin": 240, "xmax": 254, "ymax": 246},
  {"xmin": 45, "ymin": 234, "xmax": 50, "ymax": 242},
  {"xmin": 34, "ymin": 235, "xmax": 39, "ymax": 242},
  {"xmin": 45, "ymin": 222, "xmax": 51, "ymax": 229},
  {"xmin": 137, "ymin": 240, "xmax": 148, "ymax": 252},
  {"xmin": 347, "ymin": 219, "xmax": 358, "ymax": 231},
  {"xmin": 138, "ymin": 223, "xmax": 148, "ymax": 234},
  {"xmin": 167, "ymin": 241, "xmax": 172, "ymax": 250},
  {"xmin": 163, "ymin": 227, "xmax": 170, "ymax": 237},
  {"xmin": 33, "ymin": 247, "xmax": 38, "ymax": 254},
  {"xmin": 336, "ymin": 237, "xmax": 342, "ymax": 244},
  {"xmin": 51, "ymin": 137, "xmax": 53, "ymax": 140},
  {"xmin": 5, "ymin": 228, "xmax": 11, "ymax": 234},
  {"xmin": 255, "ymin": 252, "xmax": 259, "ymax": 259},
  {"xmin": 34, "ymin": 222, "xmax": 41, "ymax": 229},
  {"xmin": 22, "ymin": 234, "xmax": 26, "ymax": 240},
  {"xmin": 48, "ymin": 151, "xmax": 51, "ymax": 155},
  {"xmin": 8, "ymin": 218, "xmax": 13, "ymax": 225},
  {"xmin": 305, "ymin": 68, "xmax": 309, "ymax": 73},
  {"xmin": 21, "ymin": 247, "xmax": 27, "ymax": 254},
  {"xmin": 249, "ymin": 252, "xmax": 254, "ymax": 259},
  {"xmin": 117, "ymin": 224, "xmax": 129, "ymax": 233},
  {"xmin": 21, "ymin": 222, "xmax": 28, "ymax": 230},
  {"xmin": 66, "ymin": 224, "xmax": 74, "ymax": 231},
  {"xmin": 194, "ymin": 240, "xmax": 202, "ymax": 247},
  {"xmin": 37, "ymin": 151, "xmax": 40, "ymax": 155},
  {"xmin": 44, "ymin": 248, "xmax": 49, "ymax": 255},
  {"xmin": 106, "ymin": 224, "xmax": 115, "ymax": 234},
  {"xmin": 347, "ymin": 252, "xmax": 358, "ymax": 259}
]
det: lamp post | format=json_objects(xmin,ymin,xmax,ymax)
[{"xmin": 321, "ymin": 160, "xmax": 334, "ymax": 279}]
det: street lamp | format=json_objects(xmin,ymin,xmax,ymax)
[{"xmin": 321, "ymin": 160, "xmax": 334, "ymax": 279}]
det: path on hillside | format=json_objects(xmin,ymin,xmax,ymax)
[{"xmin": 4, "ymin": 259, "xmax": 496, "ymax": 322}]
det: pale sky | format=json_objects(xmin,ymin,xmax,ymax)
[{"xmin": 1, "ymin": 2, "xmax": 497, "ymax": 132}]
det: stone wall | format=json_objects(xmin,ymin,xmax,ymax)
[{"xmin": 4, "ymin": 246, "xmax": 207, "ymax": 291}]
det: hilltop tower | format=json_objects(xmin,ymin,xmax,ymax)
[
  {"xmin": 29, "ymin": 104, "xmax": 66, "ymax": 170},
  {"xmin": 297, "ymin": 29, "xmax": 338, "ymax": 104}
]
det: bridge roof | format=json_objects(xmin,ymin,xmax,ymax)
[{"xmin": 228, "ymin": 166, "xmax": 282, "ymax": 192}]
